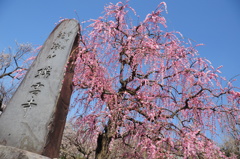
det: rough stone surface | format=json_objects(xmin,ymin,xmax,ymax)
[
  {"xmin": 0, "ymin": 19, "xmax": 80, "ymax": 158},
  {"xmin": 0, "ymin": 145, "xmax": 50, "ymax": 159}
]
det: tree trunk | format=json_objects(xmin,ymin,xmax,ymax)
[
  {"xmin": 95, "ymin": 133, "xmax": 111, "ymax": 159},
  {"xmin": 95, "ymin": 120, "xmax": 115, "ymax": 159}
]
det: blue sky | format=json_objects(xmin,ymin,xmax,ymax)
[{"xmin": 0, "ymin": 0, "xmax": 239, "ymax": 84}]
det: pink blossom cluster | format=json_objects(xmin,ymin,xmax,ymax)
[{"xmin": 71, "ymin": 1, "xmax": 239, "ymax": 158}]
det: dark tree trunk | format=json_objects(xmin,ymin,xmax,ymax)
[
  {"xmin": 95, "ymin": 120, "xmax": 115, "ymax": 159},
  {"xmin": 95, "ymin": 133, "xmax": 111, "ymax": 159}
]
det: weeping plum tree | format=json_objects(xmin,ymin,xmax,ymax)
[{"xmin": 71, "ymin": 2, "xmax": 240, "ymax": 158}]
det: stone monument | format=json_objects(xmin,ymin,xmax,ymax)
[{"xmin": 0, "ymin": 19, "xmax": 80, "ymax": 158}]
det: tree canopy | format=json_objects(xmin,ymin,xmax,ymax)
[{"xmin": 69, "ymin": 2, "xmax": 240, "ymax": 159}]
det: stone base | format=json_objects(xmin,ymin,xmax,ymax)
[{"xmin": 0, "ymin": 145, "xmax": 51, "ymax": 159}]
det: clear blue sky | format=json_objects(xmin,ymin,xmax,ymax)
[{"xmin": 1, "ymin": 0, "xmax": 240, "ymax": 85}]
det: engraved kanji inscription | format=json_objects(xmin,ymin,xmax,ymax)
[
  {"xmin": 51, "ymin": 42, "xmax": 61, "ymax": 50},
  {"xmin": 47, "ymin": 52, "xmax": 56, "ymax": 59},
  {"xmin": 21, "ymin": 97, "xmax": 37, "ymax": 109},
  {"xmin": 50, "ymin": 42, "xmax": 66, "ymax": 51},
  {"xmin": 35, "ymin": 66, "xmax": 52, "ymax": 78},
  {"xmin": 29, "ymin": 82, "xmax": 44, "ymax": 95},
  {"xmin": 57, "ymin": 31, "xmax": 72, "ymax": 40},
  {"xmin": 57, "ymin": 31, "xmax": 66, "ymax": 39}
]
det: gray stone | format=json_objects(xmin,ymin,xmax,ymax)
[
  {"xmin": 0, "ymin": 145, "xmax": 50, "ymax": 159},
  {"xmin": 0, "ymin": 19, "xmax": 80, "ymax": 158}
]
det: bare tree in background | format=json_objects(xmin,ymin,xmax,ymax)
[
  {"xmin": 60, "ymin": 122, "xmax": 92, "ymax": 159},
  {"xmin": 0, "ymin": 42, "xmax": 33, "ymax": 114},
  {"xmin": 221, "ymin": 113, "xmax": 240, "ymax": 158}
]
